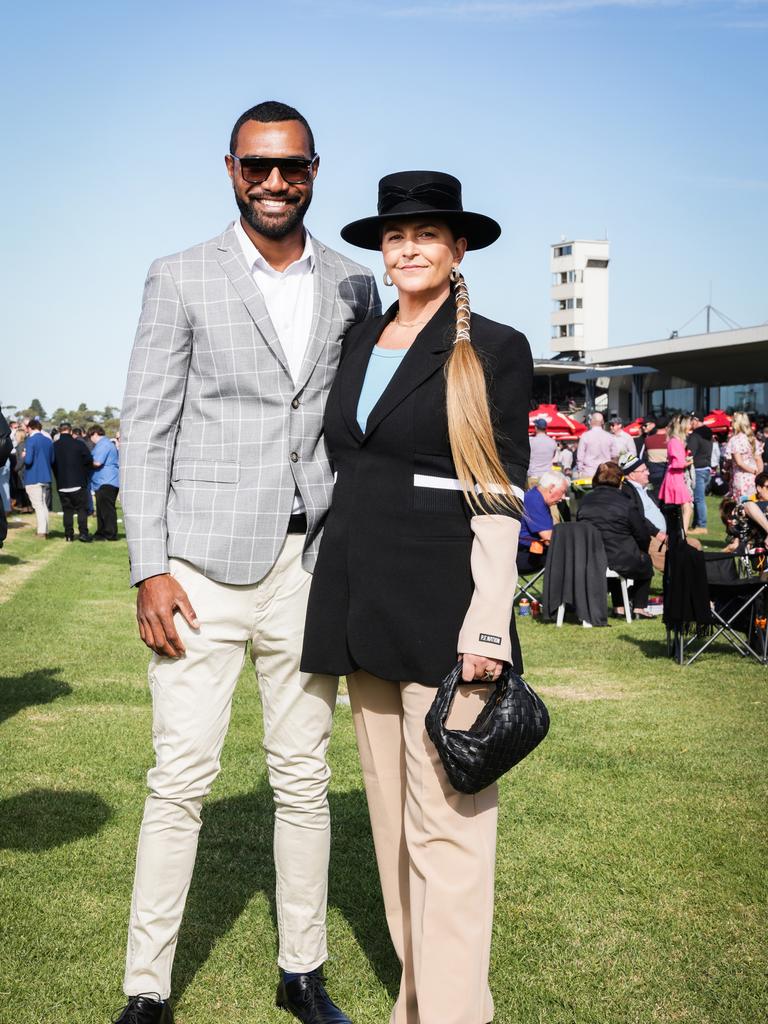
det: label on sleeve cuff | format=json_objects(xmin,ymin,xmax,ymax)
[{"xmin": 479, "ymin": 633, "xmax": 502, "ymax": 645}]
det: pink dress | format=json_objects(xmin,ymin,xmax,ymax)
[
  {"xmin": 727, "ymin": 433, "xmax": 763, "ymax": 499},
  {"xmin": 658, "ymin": 437, "xmax": 693, "ymax": 505}
]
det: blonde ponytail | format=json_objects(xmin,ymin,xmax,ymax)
[{"xmin": 445, "ymin": 272, "xmax": 523, "ymax": 514}]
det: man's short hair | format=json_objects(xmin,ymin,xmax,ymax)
[
  {"xmin": 28, "ymin": 418, "xmax": 42, "ymax": 431},
  {"xmin": 608, "ymin": 416, "xmax": 623, "ymax": 428},
  {"xmin": 88, "ymin": 425, "xmax": 106, "ymax": 437},
  {"xmin": 230, "ymin": 100, "xmax": 315, "ymax": 156},
  {"xmin": 59, "ymin": 421, "xmax": 71, "ymax": 431},
  {"xmin": 756, "ymin": 472, "xmax": 768, "ymax": 489},
  {"xmin": 538, "ymin": 470, "xmax": 568, "ymax": 491}
]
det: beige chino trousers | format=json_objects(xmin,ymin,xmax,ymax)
[
  {"xmin": 348, "ymin": 672, "xmax": 498, "ymax": 1024},
  {"xmin": 124, "ymin": 535, "xmax": 338, "ymax": 998}
]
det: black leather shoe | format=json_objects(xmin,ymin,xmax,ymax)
[
  {"xmin": 276, "ymin": 968, "xmax": 352, "ymax": 1023},
  {"xmin": 112, "ymin": 995, "xmax": 173, "ymax": 1023},
  {"xmin": 78, "ymin": 534, "xmax": 92, "ymax": 543}
]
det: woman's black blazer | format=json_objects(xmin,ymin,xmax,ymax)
[
  {"xmin": 301, "ymin": 295, "xmax": 533, "ymax": 685},
  {"xmin": 576, "ymin": 485, "xmax": 653, "ymax": 579}
]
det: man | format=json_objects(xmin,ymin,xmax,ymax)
[
  {"xmin": 644, "ymin": 415, "xmax": 669, "ymax": 492},
  {"xmin": 575, "ymin": 412, "xmax": 614, "ymax": 479},
  {"xmin": 608, "ymin": 416, "xmax": 636, "ymax": 462},
  {"xmin": 88, "ymin": 425, "xmax": 120, "ymax": 541},
  {"xmin": 618, "ymin": 451, "xmax": 668, "ymax": 571},
  {"xmin": 634, "ymin": 418, "xmax": 655, "ymax": 460},
  {"xmin": 686, "ymin": 413, "xmax": 713, "ymax": 534},
  {"xmin": 0, "ymin": 409, "xmax": 12, "ymax": 547},
  {"xmin": 53, "ymin": 422, "xmax": 93, "ymax": 542},
  {"xmin": 517, "ymin": 469, "xmax": 569, "ymax": 573},
  {"xmin": 116, "ymin": 101, "xmax": 379, "ymax": 1024},
  {"xmin": 526, "ymin": 416, "xmax": 557, "ymax": 486},
  {"xmin": 23, "ymin": 419, "xmax": 54, "ymax": 537}
]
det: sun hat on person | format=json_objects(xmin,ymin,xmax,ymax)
[{"xmin": 340, "ymin": 170, "xmax": 502, "ymax": 251}]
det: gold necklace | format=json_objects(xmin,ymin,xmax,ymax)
[{"xmin": 395, "ymin": 311, "xmax": 429, "ymax": 327}]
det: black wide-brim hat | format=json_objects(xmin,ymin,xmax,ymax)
[{"xmin": 340, "ymin": 170, "xmax": 501, "ymax": 251}]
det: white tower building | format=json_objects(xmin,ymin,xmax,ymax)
[{"xmin": 550, "ymin": 239, "xmax": 610, "ymax": 355}]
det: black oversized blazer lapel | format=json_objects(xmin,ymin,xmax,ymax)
[{"xmin": 339, "ymin": 295, "xmax": 455, "ymax": 445}]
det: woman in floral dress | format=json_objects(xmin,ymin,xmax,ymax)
[{"xmin": 727, "ymin": 412, "xmax": 764, "ymax": 499}]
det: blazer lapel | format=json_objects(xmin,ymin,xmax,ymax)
[
  {"xmin": 215, "ymin": 224, "xmax": 291, "ymax": 376},
  {"xmin": 293, "ymin": 239, "xmax": 337, "ymax": 393},
  {"xmin": 339, "ymin": 307, "xmax": 395, "ymax": 444},
  {"xmin": 363, "ymin": 294, "xmax": 455, "ymax": 439}
]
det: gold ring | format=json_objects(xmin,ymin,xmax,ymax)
[{"xmin": 482, "ymin": 669, "xmax": 495, "ymax": 682}]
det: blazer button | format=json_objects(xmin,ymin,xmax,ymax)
[
  {"xmin": 290, "ymin": 451, "xmax": 299, "ymax": 463},
  {"xmin": 291, "ymin": 398, "xmax": 300, "ymax": 409}
]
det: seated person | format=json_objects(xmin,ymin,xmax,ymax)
[
  {"xmin": 577, "ymin": 460, "xmax": 655, "ymax": 617},
  {"xmin": 721, "ymin": 481, "xmax": 768, "ymax": 553},
  {"xmin": 747, "ymin": 472, "xmax": 768, "ymax": 540},
  {"xmin": 517, "ymin": 470, "xmax": 569, "ymax": 574}
]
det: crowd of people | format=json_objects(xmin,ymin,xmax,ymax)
[
  {"xmin": 520, "ymin": 407, "xmax": 767, "ymax": 618},
  {"xmin": 0, "ymin": 411, "xmax": 120, "ymax": 548}
]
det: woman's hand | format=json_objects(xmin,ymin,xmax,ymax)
[{"xmin": 460, "ymin": 653, "xmax": 503, "ymax": 683}]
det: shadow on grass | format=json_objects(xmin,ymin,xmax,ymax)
[
  {"xmin": 0, "ymin": 553, "xmax": 25, "ymax": 566},
  {"xmin": 0, "ymin": 788, "xmax": 112, "ymax": 850},
  {"xmin": 173, "ymin": 782, "xmax": 397, "ymax": 1002},
  {"xmin": 621, "ymin": 634, "xmax": 671, "ymax": 658},
  {"xmin": 0, "ymin": 668, "xmax": 72, "ymax": 725}
]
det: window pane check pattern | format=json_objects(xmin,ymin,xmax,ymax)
[{"xmin": 120, "ymin": 223, "xmax": 380, "ymax": 586}]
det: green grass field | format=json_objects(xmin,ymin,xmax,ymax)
[{"xmin": 1, "ymin": 503, "xmax": 766, "ymax": 1024}]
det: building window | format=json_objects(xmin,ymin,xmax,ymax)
[
  {"xmin": 576, "ymin": 298, "xmax": 583, "ymax": 308},
  {"xmin": 567, "ymin": 270, "xmax": 583, "ymax": 284},
  {"xmin": 554, "ymin": 244, "xmax": 573, "ymax": 257},
  {"xmin": 586, "ymin": 259, "xmax": 609, "ymax": 269}
]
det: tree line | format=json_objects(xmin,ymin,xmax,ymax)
[{"xmin": 9, "ymin": 399, "xmax": 120, "ymax": 436}]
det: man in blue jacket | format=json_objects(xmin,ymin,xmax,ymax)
[{"xmin": 24, "ymin": 419, "xmax": 55, "ymax": 537}]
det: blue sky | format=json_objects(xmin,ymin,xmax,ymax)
[{"xmin": 1, "ymin": 0, "xmax": 766, "ymax": 414}]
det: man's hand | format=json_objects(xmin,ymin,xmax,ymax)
[
  {"xmin": 657, "ymin": 531, "xmax": 668, "ymax": 543},
  {"xmin": 460, "ymin": 653, "xmax": 503, "ymax": 683},
  {"xmin": 137, "ymin": 573, "xmax": 199, "ymax": 658}
]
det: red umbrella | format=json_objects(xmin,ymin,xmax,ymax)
[
  {"xmin": 528, "ymin": 404, "xmax": 586, "ymax": 439},
  {"xmin": 625, "ymin": 417, "xmax": 645, "ymax": 437},
  {"xmin": 703, "ymin": 409, "xmax": 731, "ymax": 435}
]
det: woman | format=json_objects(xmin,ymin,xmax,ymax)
[
  {"xmin": 301, "ymin": 171, "xmax": 532, "ymax": 1024},
  {"xmin": 658, "ymin": 413, "xmax": 693, "ymax": 532},
  {"xmin": 726, "ymin": 411, "xmax": 764, "ymax": 499},
  {"xmin": 577, "ymin": 460, "xmax": 654, "ymax": 617}
]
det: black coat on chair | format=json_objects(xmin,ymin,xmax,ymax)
[
  {"xmin": 301, "ymin": 295, "xmax": 533, "ymax": 685},
  {"xmin": 577, "ymin": 485, "xmax": 653, "ymax": 580}
]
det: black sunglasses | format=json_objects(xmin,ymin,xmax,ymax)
[{"xmin": 230, "ymin": 154, "xmax": 317, "ymax": 185}]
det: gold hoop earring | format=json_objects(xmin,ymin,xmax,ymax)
[
  {"xmin": 383, "ymin": 272, "xmax": 394, "ymax": 287},
  {"xmin": 450, "ymin": 265, "xmax": 460, "ymax": 283}
]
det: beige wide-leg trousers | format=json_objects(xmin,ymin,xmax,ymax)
[
  {"xmin": 26, "ymin": 482, "xmax": 49, "ymax": 536},
  {"xmin": 124, "ymin": 536, "xmax": 338, "ymax": 998},
  {"xmin": 348, "ymin": 671, "xmax": 498, "ymax": 1024}
]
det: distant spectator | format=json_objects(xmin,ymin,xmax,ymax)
[
  {"xmin": 554, "ymin": 439, "xmax": 574, "ymax": 477},
  {"xmin": 608, "ymin": 417, "xmax": 636, "ymax": 462},
  {"xmin": 575, "ymin": 412, "xmax": 615, "ymax": 479},
  {"xmin": 23, "ymin": 419, "xmax": 55, "ymax": 537},
  {"xmin": 644, "ymin": 416, "xmax": 669, "ymax": 491},
  {"xmin": 686, "ymin": 413, "xmax": 714, "ymax": 533},
  {"xmin": 577, "ymin": 460, "xmax": 654, "ymax": 617},
  {"xmin": 53, "ymin": 422, "xmax": 93, "ymax": 543},
  {"xmin": 10, "ymin": 429, "xmax": 30, "ymax": 511},
  {"xmin": 527, "ymin": 417, "xmax": 557, "ymax": 486},
  {"xmin": 634, "ymin": 419, "xmax": 656, "ymax": 461},
  {"xmin": 0, "ymin": 410, "xmax": 11, "ymax": 547},
  {"xmin": 725, "ymin": 411, "xmax": 764, "ymax": 500},
  {"xmin": 659, "ymin": 414, "xmax": 694, "ymax": 533},
  {"xmin": 517, "ymin": 470, "xmax": 569, "ymax": 573},
  {"xmin": 89, "ymin": 426, "xmax": 120, "ymax": 541}
]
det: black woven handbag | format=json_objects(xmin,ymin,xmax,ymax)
[{"xmin": 425, "ymin": 661, "xmax": 550, "ymax": 794}]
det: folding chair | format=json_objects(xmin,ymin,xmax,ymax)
[
  {"xmin": 514, "ymin": 565, "xmax": 545, "ymax": 606},
  {"xmin": 665, "ymin": 546, "xmax": 768, "ymax": 665}
]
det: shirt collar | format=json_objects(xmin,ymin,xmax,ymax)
[{"xmin": 233, "ymin": 218, "xmax": 315, "ymax": 275}]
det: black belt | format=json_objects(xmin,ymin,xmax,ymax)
[{"xmin": 287, "ymin": 513, "xmax": 307, "ymax": 535}]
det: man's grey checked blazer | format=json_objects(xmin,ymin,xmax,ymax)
[{"xmin": 120, "ymin": 223, "xmax": 380, "ymax": 587}]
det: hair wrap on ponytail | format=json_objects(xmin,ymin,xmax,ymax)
[{"xmin": 445, "ymin": 272, "xmax": 523, "ymax": 514}]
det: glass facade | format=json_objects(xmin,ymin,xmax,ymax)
[
  {"xmin": 710, "ymin": 383, "xmax": 768, "ymax": 415},
  {"xmin": 649, "ymin": 387, "xmax": 695, "ymax": 417},
  {"xmin": 648, "ymin": 381, "xmax": 768, "ymax": 418}
]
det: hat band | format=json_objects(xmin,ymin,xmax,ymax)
[{"xmin": 378, "ymin": 181, "xmax": 462, "ymax": 216}]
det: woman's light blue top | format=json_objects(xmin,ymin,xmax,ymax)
[{"xmin": 356, "ymin": 345, "xmax": 409, "ymax": 432}]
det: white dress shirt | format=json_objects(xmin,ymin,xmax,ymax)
[
  {"xmin": 234, "ymin": 219, "xmax": 315, "ymax": 384},
  {"xmin": 234, "ymin": 219, "xmax": 316, "ymax": 515}
]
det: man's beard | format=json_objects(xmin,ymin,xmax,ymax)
[{"xmin": 235, "ymin": 189, "xmax": 312, "ymax": 240}]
